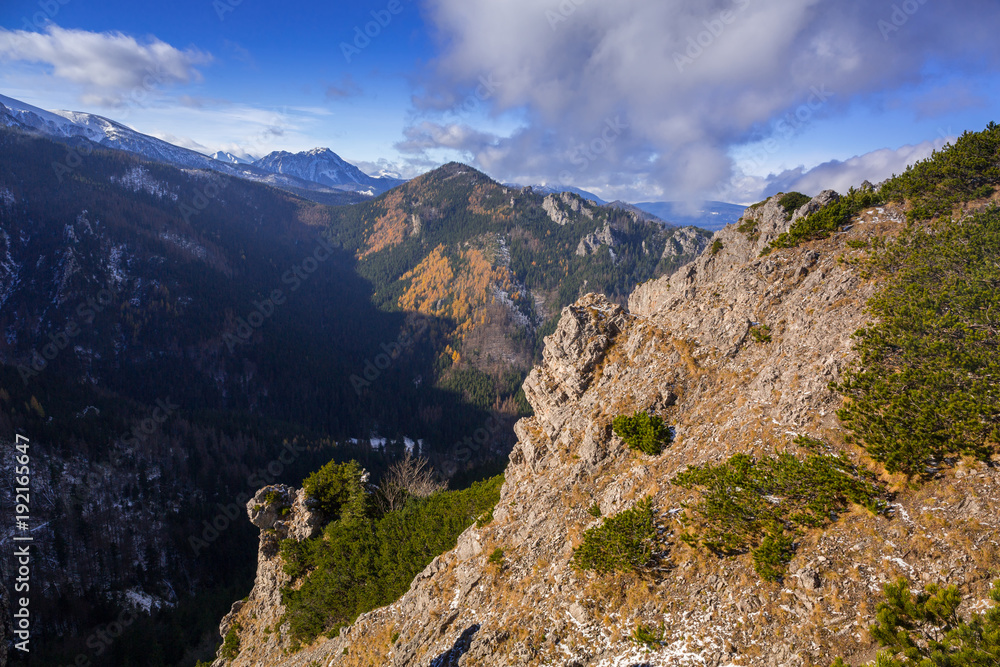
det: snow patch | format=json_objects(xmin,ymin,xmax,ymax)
[{"xmin": 112, "ymin": 166, "xmax": 178, "ymax": 201}]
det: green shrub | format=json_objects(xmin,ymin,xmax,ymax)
[
  {"xmin": 612, "ymin": 411, "xmax": 673, "ymax": 455},
  {"xmin": 834, "ymin": 207, "xmax": 1000, "ymax": 478},
  {"xmin": 710, "ymin": 239, "xmax": 723, "ymax": 255},
  {"xmin": 771, "ymin": 122, "xmax": 1000, "ymax": 251},
  {"xmin": 751, "ymin": 528, "xmax": 796, "ymax": 582},
  {"xmin": 631, "ymin": 622, "xmax": 666, "ymax": 649},
  {"xmin": 587, "ymin": 502, "xmax": 602, "ymax": 518},
  {"xmin": 571, "ymin": 497, "xmax": 659, "ymax": 574},
  {"xmin": 673, "ymin": 446, "xmax": 884, "ymax": 581},
  {"xmin": 736, "ymin": 217, "xmax": 759, "ymax": 237},
  {"xmin": 475, "ymin": 509, "xmax": 493, "ymax": 527},
  {"xmin": 832, "ymin": 578, "xmax": 1000, "ymax": 666},
  {"xmin": 778, "ymin": 192, "xmax": 812, "ymax": 219},
  {"xmin": 302, "ymin": 459, "xmax": 370, "ymax": 521},
  {"xmin": 488, "ymin": 547, "xmax": 505, "ymax": 565},
  {"xmin": 220, "ymin": 623, "xmax": 241, "ymax": 661},
  {"xmin": 750, "ymin": 324, "xmax": 772, "ymax": 344},
  {"xmin": 262, "ymin": 489, "xmax": 283, "ymax": 505}
]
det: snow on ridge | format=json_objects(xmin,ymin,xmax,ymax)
[{"xmin": 112, "ymin": 166, "xmax": 179, "ymax": 201}]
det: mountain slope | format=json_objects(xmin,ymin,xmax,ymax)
[
  {"xmin": 322, "ymin": 163, "xmax": 711, "ymax": 432},
  {"xmin": 214, "ymin": 172, "xmax": 1000, "ymax": 667},
  {"xmin": 0, "ymin": 127, "xmax": 506, "ymax": 666},
  {"xmin": 0, "ymin": 122, "xmax": 713, "ymax": 664},
  {"xmin": 212, "ymin": 151, "xmax": 255, "ymax": 165}
]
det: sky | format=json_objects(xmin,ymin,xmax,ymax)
[{"xmin": 1, "ymin": 0, "xmax": 999, "ymax": 204}]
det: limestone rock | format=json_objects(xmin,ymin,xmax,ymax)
[{"xmin": 576, "ymin": 223, "xmax": 617, "ymax": 256}]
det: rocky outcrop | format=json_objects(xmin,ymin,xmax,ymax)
[
  {"xmin": 219, "ymin": 191, "xmax": 1000, "ymax": 667},
  {"xmin": 575, "ymin": 223, "xmax": 618, "ymax": 256},
  {"xmin": 661, "ymin": 226, "xmax": 710, "ymax": 260},
  {"xmin": 543, "ymin": 192, "xmax": 594, "ymax": 226},
  {"xmin": 212, "ymin": 485, "xmax": 325, "ymax": 666}
]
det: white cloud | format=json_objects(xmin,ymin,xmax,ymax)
[
  {"xmin": 0, "ymin": 25, "xmax": 211, "ymax": 106},
  {"xmin": 763, "ymin": 138, "xmax": 950, "ymax": 197},
  {"xmin": 408, "ymin": 0, "xmax": 1000, "ymax": 201}
]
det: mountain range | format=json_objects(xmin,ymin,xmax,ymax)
[
  {"xmin": 0, "ymin": 92, "xmax": 745, "ymax": 228},
  {"xmin": 0, "ymin": 94, "xmax": 398, "ymax": 200}
]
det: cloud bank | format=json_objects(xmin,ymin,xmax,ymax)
[{"xmin": 403, "ymin": 0, "xmax": 1000, "ymax": 201}]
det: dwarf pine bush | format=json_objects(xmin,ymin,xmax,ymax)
[
  {"xmin": 571, "ymin": 497, "xmax": 658, "ymax": 574},
  {"xmin": 612, "ymin": 411, "xmax": 673, "ymax": 455}
]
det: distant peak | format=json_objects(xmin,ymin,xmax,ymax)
[{"xmin": 306, "ymin": 147, "xmax": 338, "ymax": 157}]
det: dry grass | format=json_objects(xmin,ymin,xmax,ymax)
[{"xmin": 340, "ymin": 622, "xmax": 397, "ymax": 667}]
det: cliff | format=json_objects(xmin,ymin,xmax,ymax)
[{"xmin": 214, "ymin": 192, "xmax": 1000, "ymax": 667}]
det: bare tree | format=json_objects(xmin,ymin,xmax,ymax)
[{"xmin": 376, "ymin": 452, "xmax": 446, "ymax": 513}]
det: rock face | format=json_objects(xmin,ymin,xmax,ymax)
[
  {"xmin": 212, "ymin": 486, "xmax": 325, "ymax": 667},
  {"xmin": 661, "ymin": 226, "xmax": 711, "ymax": 259},
  {"xmin": 575, "ymin": 223, "xmax": 618, "ymax": 256},
  {"xmin": 216, "ymin": 192, "xmax": 1000, "ymax": 667},
  {"xmin": 543, "ymin": 192, "xmax": 594, "ymax": 226}
]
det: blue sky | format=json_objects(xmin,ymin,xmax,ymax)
[{"xmin": 2, "ymin": 0, "xmax": 999, "ymax": 203}]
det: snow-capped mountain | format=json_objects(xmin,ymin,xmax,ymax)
[
  {"xmin": 211, "ymin": 150, "xmax": 256, "ymax": 165},
  {"xmin": 253, "ymin": 148, "xmax": 404, "ymax": 196},
  {"xmin": 0, "ymin": 93, "xmax": 392, "ymax": 202},
  {"xmin": 0, "ymin": 94, "xmax": 235, "ymax": 172}
]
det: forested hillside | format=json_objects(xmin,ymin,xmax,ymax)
[{"xmin": 324, "ymin": 163, "xmax": 710, "ymax": 430}]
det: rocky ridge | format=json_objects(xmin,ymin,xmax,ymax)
[{"xmin": 215, "ymin": 192, "xmax": 1000, "ymax": 667}]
